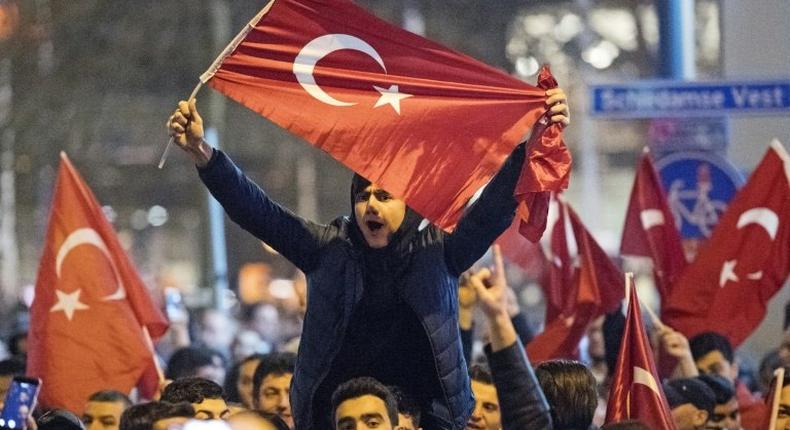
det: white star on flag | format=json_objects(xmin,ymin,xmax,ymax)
[
  {"xmin": 718, "ymin": 260, "xmax": 739, "ymax": 288},
  {"xmin": 50, "ymin": 289, "xmax": 90, "ymax": 321},
  {"xmin": 373, "ymin": 84, "xmax": 412, "ymax": 115}
]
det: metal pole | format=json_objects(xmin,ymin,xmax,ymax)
[
  {"xmin": 657, "ymin": 0, "xmax": 696, "ymax": 80},
  {"xmin": 205, "ymin": 128, "xmax": 229, "ymax": 311}
]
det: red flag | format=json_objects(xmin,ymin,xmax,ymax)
[
  {"xmin": 495, "ymin": 217, "xmax": 548, "ymax": 279},
  {"xmin": 620, "ymin": 150, "xmax": 686, "ymax": 300},
  {"xmin": 203, "ymin": 0, "xmax": 570, "ymax": 237},
  {"xmin": 27, "ymin": 153, "xmax": 168, "ymax": 413},
  {"xmin": 663, "ymin": 140, "xmax": 790, "ymax": 346},
  {"xmin": 605, "ymin": 278, "xmax": 677, "ymax": 429},
  {"xmin": 527, "ymin": 202, "xmax": 624, "ymax": 362}
]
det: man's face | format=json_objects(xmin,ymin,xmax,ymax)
[
  {"xmin": 696, "ymin": 351, "xmax": 737, "ymax": 383},
  {"xmin": 776, "ymin": 385, "xmax": 790, "ymax": 430},
  {"xmin": 466, "ymin": 380, "xmax": 501, "ymax": 430},
  {"xmin": 586, "ymin": 316, "xmax": 605, "ymax": 361},
  {"xmin": 237, "ymin": 359, "xmax": 261, "ymax": 409},
  {"xmin": 256, "ymin": 373, "xmax": 293, "ymax": 428},
  {"xmin": 82, "ymin": 400, "xmax": 126, "ymax": 430},
  {"xmin": 335, "ymin": 395, "xmax": 393, "ymax": 430},
  {"xmin": 707, "ymin": 398, "xmax": 739, "ymax": 430},
  {"xmin": 354, "ymin": 185, "xmax": 406, "ymax": 249},
  {"xmin": 192, "ymin": 397, "xmax": 230, "ymax": 420},
  {"xmin": 671, "ymin": 404, "xmax": 708, "ymax": 430},
  {"xmin": 395, "ymin": 413, "xmax": 420, "ymax": 430}
]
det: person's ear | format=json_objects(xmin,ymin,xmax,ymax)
[{"xmin": 693, "ymin": 410, "xmax": 709, "ymax": 426}]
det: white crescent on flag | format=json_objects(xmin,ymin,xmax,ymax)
[{"xmin": 56, "ymin": 228, "xmax": 126, "ymax": 301}]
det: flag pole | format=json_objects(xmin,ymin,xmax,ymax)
[
  {"xmin": 142, "ymin": 326, "xmax": 165, "ymax": 383},
  {"xmin": 768, "ymin": 366, "xmax": 786, "ymax": 430},
  {"xmin": 157, "ymin": 0, "xmax": 277, "ymax": 169}
]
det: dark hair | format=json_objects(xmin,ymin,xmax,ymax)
[
  {"xmin": 469, "ymin": 363, "xmax": 494, "ymax": 385},
  {"xmin": 119, "ymin": 402, "xmax": 194, "ymax": 430},
  {"xmin": 331, "ymin": 377, "xmax": 398, "ymax": 427},
  {"xmin": 697, "ymin": 374, "xmax": 736, "ymax": 404},
  {"xmin": 252, "ymin": 352, "xmax": 296, "ymax": 408},
  {"xmin": 233, "ymin": 410, "xmax": 290, "ymax": 430},
  {"xmin": 38, "ymin": 409, "xmax": 86, "ymax": 430},
  {"xmin": 161, "ymin": 377, "xmax": 224, "ymax": 404},
  {"xmin": 536, "ymin": 359, "xmax": 598, "ymax": 430},
  {"xmin": 8, "ymin": 331, "xmax": 27, "ymax": 357},
  {"xmin": 388, "ymin": 386, "xmax": 421, "ymax": 427},
  {"xmin": 88, "ymin": 390, "xmax": 133, "ymax": 408},
  {"xmin": 689, "ymin": 332, "xmax": 734, "ymax": 363},
  {"xmin": 0, "ymin": 357, "xmax": 25, "ymax": 376},
  {"xmin": 224, "ymin": 354, "xmax": 266, "ymax": 403},
  {"xmin": 601, "ymin": 420, "xmax": 651, "ymax": 430},
  {"xmin": 165, "ymin": 346, "xmax": 224, "ymax": 381}
]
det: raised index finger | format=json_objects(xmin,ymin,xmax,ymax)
[{"xmin": 492, "ymin": 245, "xmax": 505, "ymax": 279}]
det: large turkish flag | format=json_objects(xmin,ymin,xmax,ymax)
[
  {"xmin": 28, "ymin": 153, "xmax": 168, "ymax": 413},
  {"xmin": 203, "ymin": 0, "xmax": 571, "ymax": 237},
  {"xmin": 663, "ymin": 140, "xmax": 790, "ymax": 346}
]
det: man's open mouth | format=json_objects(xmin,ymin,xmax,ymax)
[{"xmin": 366, "ymin": 220, "xmax": 385, "ymax": 232}]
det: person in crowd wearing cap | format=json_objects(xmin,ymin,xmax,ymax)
[
  {"xmin": 663, "ymin": 377, "xmax": 716, "ymax": 430},
  {"xmin": 161, "ymin": 377, "xmax": 230, "ymax": 420},
  {"xmin": 168, "ymin": 90, "xmax": 570, "ymax": 430},
  {"xmin": 82, "ymin": 390, "xmax": 133, "ymax": 430},
  {"xmin": 698, "ymin": 374, "xmax": 743, "ymax": 430},
  {"xmin": 690, "ymin": 332, "xmax": 766, "ymax": 429}
]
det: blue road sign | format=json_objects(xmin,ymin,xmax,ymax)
[
  {"xmin": 590, "ymin": 80, "xmax": 790, "ymax": 118},
  {"xmin": 655, "ymin": 151, "xmax": 744, "ymax": 240}
]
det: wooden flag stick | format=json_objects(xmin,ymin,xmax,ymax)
[
  {"xmin": 142, "ymin": 326, "xmax": 165, "ymax": 383},
  {"xmin": 768, "ymin": 366, "xmax": 786, "ymax": 430},
  {"xmin": 158, "ymin": 83, "xmax": 203, "ymax": 169}
]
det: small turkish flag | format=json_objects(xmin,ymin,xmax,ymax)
[
  {"xmin": 605, "ymin": 277, "xmax": 677, "ymax": 429},
  {"xmin": 527, "ymin": 199, "xmax": 624, "ymax": 362},
  {"xmin": 203, "ymin": 0, "xmax": 571, "ymax": 239},
  {"xmin": 620, "ymin": 150, "xmax": 686, "ymax": 300},
  {"xmin": 27, "ymin": 153, "xmax": 168, "ymax": 413},
  {"xmin": 663, "ymin": 140, "xmax": 790, "ymax": 347}
]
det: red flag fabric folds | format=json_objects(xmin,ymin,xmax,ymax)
[
  {"xmin": 28, "ymin": 153, "xmax": 168, "ymax": 413},
  {"xmin": 605, "ymin": 278, "xmax": 677, "ymax": 429},
  {"xmin": 663, "ymin": 140, "xmax": 790, "ymax": 347},
  {"xmin": 620, "ymin": 150, "xmax": 686, "ymax": 300},
  {"xmin": 204, "ymin": 0, "xmax": 571, "ymax": 236},
  {"xmin": 527, "ymin": 200, "xmax": 624, "ymax": 362}
]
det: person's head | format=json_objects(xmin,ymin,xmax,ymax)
[
  {"xmin": 535, "ymin": 359, "xmax": 598, "ymax": 430},
  {"xmin": 119, "ymin": 401, "xmax": 194, "ymax": 430},
  {"xmin": 161, "ymin": 377, "xmax": 229, "ymax": 420},
  {"xmin": 600, "ymin": 420, "xmax": 651, "ymax": 430},
  {"xmin": 82, "ymin": 390, "xmax": 133, "ymax": 430},
  {"xmin": 774, "ymin": 366, "xmax": 790, "ymax": 430},
  {"xmin": 198, "ymin": 309, "xmax": 238, "ymax": 355},
  {"xmin": 227, "ymin": 410, "xmax": 290, "ymax": 430},
  {"xmin": 332, "ymin": 377, "xmax": 397, "ymax": 430},
  {"xmin": 252, "ymin": 353, "xmax": 295, "ymax": 428},
  {"xmin": 387, "ymin": 386, "xmax": 422, "ymax": 430},
  {"xmin": 586, "ymin": 316, "xmax": 606, "ymax": 363},
  {"xmin": 697, "ymin": 374, "xmax": 739, "ymax": 430},
  {"xmin": 663, "ymin": 378, "xmax": 715, "ymax": 430},
  {"xmin": 351, "ymin": 175, "xmax": 406, "ymax": 249},
  {"xmin": 690, "ymin": 332, "xmax": 737, "ymax": 383},
  {"xmin": 0, "ymin": 357, "xmax": 25, "ymax": 409},
  {"xmin": 166, "ymin": 346, "xmax": 227, "ymax": 386},
  {"xmin": 225, "ymin": 354, "xmax": 266, "ymax": 409},
  {"xmin": 466, "ymin": 364, "xmax": 500, "ymax": 430},
  {"xmin": 780, "ymin": 330, "xmax": 790, "ymax": 367},
  {"xmin": 38, "ymin": 409, "xmax": 86, "ymax": 430}
]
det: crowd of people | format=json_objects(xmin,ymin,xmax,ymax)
[{"xmin": 0, "ymin": 88, "xmax": 786, "ymax": 430}]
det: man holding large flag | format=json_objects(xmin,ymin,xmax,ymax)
[{"xmin": 167, "ymin": 1, "xmax": 571, "ymax": 428}]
